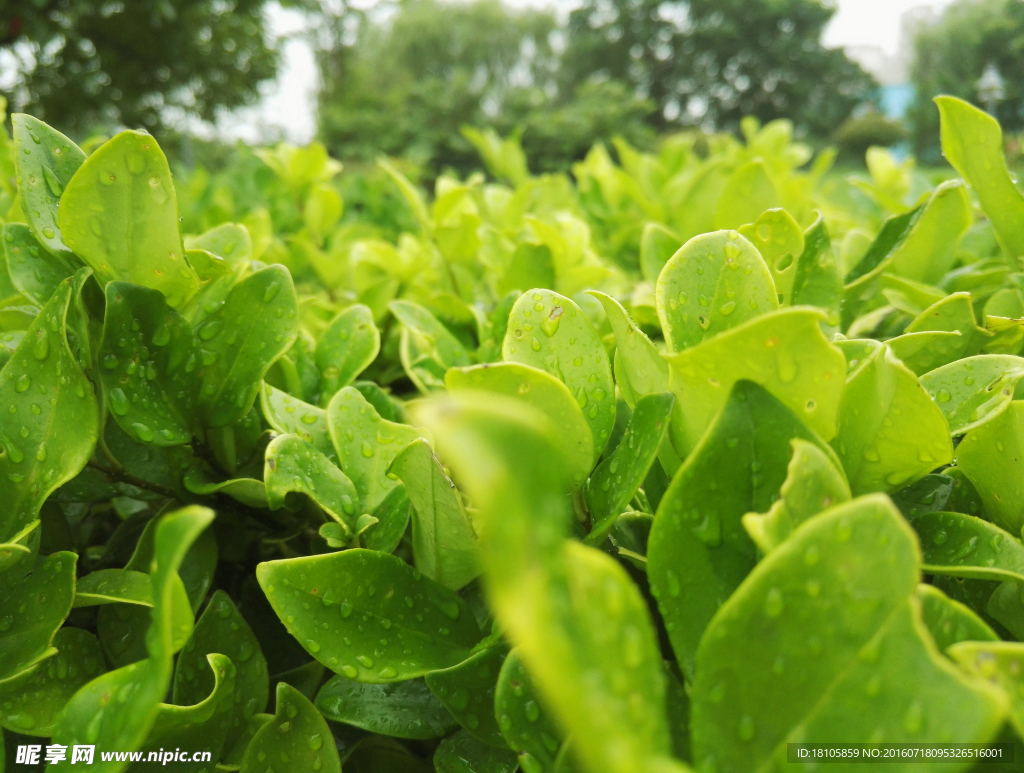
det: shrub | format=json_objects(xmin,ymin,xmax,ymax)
[{"xmin": 0, "ymin": 95, "xmax": 1023, "ymax": 772}]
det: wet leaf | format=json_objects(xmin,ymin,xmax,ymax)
[
  {"xmin": 648, "ymin": 381, "xmax": 838, "ymax": 678},
  {"xmin": 424, "ymin": 643, "xmax": 509, "ymax": 748},
  {"xmin": 327, "ymin": 385, "xmax": 431, "ymax": 513},
  {"xmin": 665, "ymin": 307, "xmax": 845, "ymax": 458},
  {"xmin": 957, "ymin": 402, "xmax": 1024, "ymax": 534},
  {"xmin": 738, "ymin": 209, "xmax": 803, "ymax": 306},
  {"xmin": 916, "ymin": 584, "xmax": 997, "ymax": 654},
  {"xmin": 11, "ymin": 114, "xmax": 85, "ymax": 259},
  {"xmin": 240, "ymin": 682, "xmax": 340, "ymax": 773},
  {"xmin": 74, "ymin": 569, "xmax": 153, "ymax": 607},
  {"xmin": 185, "ymin": 222, "xmax": 252, "ymax": 265},
  {"xmin": 256, "ymin": 548, "xmax": 482, "ymax": 682},
  {"xmin": 691, "ymin": 495, "xmax": 1004, "ymax": 772},
  {"xmin": 920, "ymin": 354, "xmax": 1024, "ymax": 436},
  {"xmin": 832, "ymin": 340, "xmax": 953, "ymax": 495},
  {"xmin": 656, "ymin": 230, "xmax": 777, "ymax": 352},
  {"xmin": 907, "ymin": 510, "xmax": 1024, "ymax": 583},
  {"xmin": 434, "ymin": 730, "xmax": 519, "ymax": 773},
  {"xmin": 502, "ymin": 289, "xmax": 615, "ymax": 458},
  {"xmin": 173, "ymin": 591, "xmax": 269, "ymax": 751},
  {"xmin": 0, "ymin": 272, "xmax": 99, "ymax": 545},
  {"xmin": 259, "ymin": 382, "xmax": 336, "ymax": 464},
  {"xmin": 197, "ymin": 264, "xmax": 299, "ymax": 428},
  {"xmin": 2, "ymin": 224, "xmax": 73, "ymax": 307},
  {"xmin": 587, "ymin": 291, "xmax": 668, "ymax": 408},
  {"xmin": 585, "ymin": 392, "xmax": 674, "ymax": 545},
  {"xmin": 742, "ymin": 438, "xmax": 851, "ymax": 555},
  {"xmin": 316, "ymin": 303, "xmax": 379, "ymax": 406},
  {"xmin": 265, "ymin": 434, "xmax": 359, "ymax": 535},
  {"xmin": 99, "ymin": 282, "xmax": 201, "ymax": 446},
  {"xmin": 936, "ymin": 96, "xmax": 1024, "ymax": 262},
  {"xmin": 390, "ymin": 438, "xmax": 480, "ymax": 591},
  {"xmin": 315, "ymin": 674, "xmax": 457, "ymax": 739},
  {"xmin": 493, "ymin": 649, "xmax": 565, "ymax": 773},
  {"xmin": 58, "ymin": 130, "xmax": 200, "ymax": 307},
  {"xmin": 51, "ymin": 506, "xmax": 215, "ymax": 772}
]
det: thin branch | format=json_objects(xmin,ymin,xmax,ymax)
[{"xmin": 87, "ymin": 460, "xmax": 177, "ymax": 499}]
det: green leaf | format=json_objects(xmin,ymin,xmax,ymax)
[
  {"xmin": 390, "ymin": 300, "xmax": 471, "ymax": 370},
  {"xmin": 738, "ymin": 209, "xmax": 803, "ymax": 306},
  {"xmin": 742, "ymin": 438, "xmax": 851, "ymax": 555},
  {"xmin": 640, "ymin": 222, "xmax": 681, "ymax": 284},
  {"xmin": 790, "ymin": 216, "xmax": 843, "ymax": 321},
  {"xmin": 183, "ymin": 462, "xmax": 267, "ymax": 509},
  {"xmin": 907, "ymin": 510, "xmax": 1024, "ymax": 583},
  {"xmin": 420, "ymin": 394, "xmax": 679, "ymax": 773},
  {"xmin": 691, "ymin": 495, "xmax": 1005, "ymax": 771},
  {"xmin": 888, "ymin": 292, "xmax": 987, "ymax": 375},
  {"xmin": 434, "ymin": 730, "xmax": 519, "ymax": 773},
  {"xmin": 656, "ymin": 230, "xmax": 778, "ymax": 352},
  {"xmin": 390, "ymin": 438, "xmax": 480, "ymax": 591},
  {"xmin": 493, "ymin": 649, "xmax": 565, "ymax": 773},
  {"xmin": 99, "ymin": 282, "xmax": 201, "ymax": 446},
  {"xmin": 179, "ymin": 248, "xmax": 239, "ymax": 327},
  {"xmin": 11, "ymin": 114, "xmax": 85, "ymax": 259},
  {"xmin": 97, "ymin": 514, "xmax": 217, "ymax": 667},
  {"xmin": 445, "ymin": 362, "xmax": 593, "ymax": 486},
  {"xmin": 2, "ymin": 224, "xmax": 73, "ymax": 307},
  {"xmin": 880, "ymin": 274, "xmax": 946, "ymax": 317},
  {"xmin": 58, "ymin": 130, "xmax": 200, "ymax": 307},
  {"xmin": 259, "ymin": 382, "xmax": 336, "ymax": 464},
  {"xmin": 956, "ymin": 402, "xmax": 1024, "ymax": 534},
  {"xmin": 131, "ymin": 653, "xmax": 236, "ymax": 772},
  {"xmin": 256, "ymin": 549, "xmax": 482, "ymax": 682},
  {"xmin": 361, "ymin": 483, "xmax": 413, "ymax": 554},
  {"xmin": 265, "ymin": 434, "xmax": 359, "ymax": 535},
  {"xmin": 315, "ymin": 674, "xmax": 457, "ymax": 739},
  {"xmin": 936, "ymin": 96, "xmax": 1024, "ymax": 263},
  {"xmin": 714, "ymin": 161, "xmax": 780, "ymax": 231},
  {"xmin": 919, "ymin": 355, "xmax": 1024, "ymax": 436},
  {"xmin": 316, "ymin": 304, "xmax": 380, "ymax": 405},
  {"xmin": 916, "ymin": 584, "xmax": 997, "ymax": 654},
  {"xmin": 185, "ymin": 223, "xmax": 252, "ymax": 265},
  {"xmin": 502, "ymin": 289, "xmax": 615, "ymax": 458},
  {"xmin": 197, "ymin": 264, "xmax": 299, "ymax": 428},
  {"xmin": 327, "ymin": 385, "xmax": 431, "ymax": 513},
  {"xmin": 0, "ymin": 551, "xmax": 77, "ymax": 682},
  {"xmin": 888, "ymin": 180, "xmax": 973, "ymax": 284},
  {"xmin": 950, "ymin": 642, "xmax": 1024, "ymax": 739},
  {"xmin": 173, "ymin": 591, "xmax": 269, "ymax": 751},
  {"xmin": 831, "ymin": 340, "xmax": 953, "ymax": 495},
  {"xmin": 52, "ymin": 506, "xmax": 214, "ymax": 773},
  {"xmin": 74, "ymin": 569, "xmax": 153, "ymax": 607},
  {"xmin": 0, "ymin": 272, "xmax": 99, "ymax": 544},
  {"xmin": 585, "ymin": 392, "xmax": 674, "ymax": 545},
  {"xmin": 0, "ymin": 627, "xmax": 105, "ymax": 737},
  {"xmin": 220, "ymin": 712, "xmax": 273, "ymax": 770},
  {"xmin": 424, "ymin": 643, "xmax": 509, "ymax": 748},
  {"xmin": 586, "ymin": 291, "xmax": 668, "ymax": 408},
  {"xmin": 648, "ymin": 381, "xmax": 838, "ymax": 678},
  {"xmin": 240, "ymin": 682, "xmax": 340, "ymax": 773},
  {"xmin": 665, "ymin": 307, "xmax": 846, "ymax": 458}
]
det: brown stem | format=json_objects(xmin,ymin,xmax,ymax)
[{"xmin": 87, "ymin": 460, "xmax": 177, "ymax": 499}]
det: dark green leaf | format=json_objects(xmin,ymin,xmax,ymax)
[
  {"xmin": 240, "ymin": 682, "xmax": 340, "ymax": 773},
  {"xmin": 315, "ymin": 674, "xmax": 457, "ymax": 739},
  {"xmin": 424, "ymin": 644, "xmax": 509, "ymax": 748}
]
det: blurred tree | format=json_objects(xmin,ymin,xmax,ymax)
[
  {"xmin": 315, "ymin": 0, "xmax": 656, "ymax": 177},
  {"xmin": 562, "ymin": 0, "xmax": 876, "ymax": 137},
  {"xmin": 907, "ymin": 0, "xmax": 1024, "ymax": 162},
  {"xmin": 833, "ymin": 111, "xmax": 907, "ymax": 163},
  {"xmin": 0, "ymin": 0, "xmax": 313, "ymax": 132}
]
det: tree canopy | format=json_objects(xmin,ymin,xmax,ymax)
[{"xmin": 0, "ymin": 0, "xmax": 312, "ymax": 132}]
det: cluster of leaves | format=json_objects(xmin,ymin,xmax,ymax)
[{"xmin": 3, "ymin": 93, "xmax": 1024, "ymax": 773}]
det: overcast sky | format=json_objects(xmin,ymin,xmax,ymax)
[{"xmin": 221, "ymin": 0, "xmax": 955, "ymax": 144}]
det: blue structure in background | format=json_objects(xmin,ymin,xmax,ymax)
[{"xmin": 881, "ymin": 84, "xmax": 915, "ymax": 120}]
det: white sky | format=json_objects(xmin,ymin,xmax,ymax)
[{"xmin": 226, "ymin": 0, "xmax": 955, "ymax": 144}]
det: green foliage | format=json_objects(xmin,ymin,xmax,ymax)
[{"xmin": 7, "ymin": 94, "xmax": 1024, "ymax": 772}]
